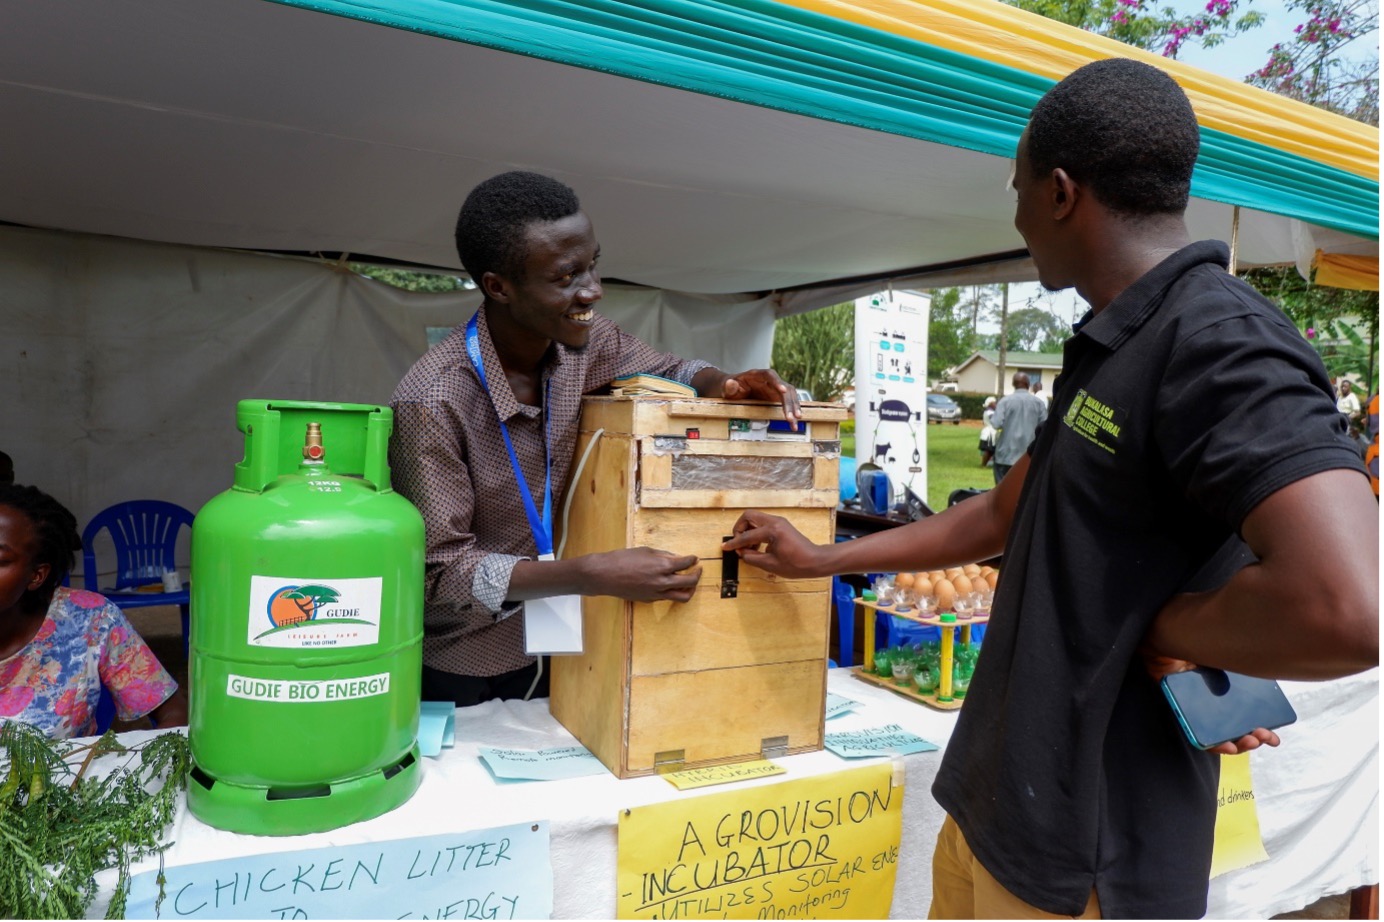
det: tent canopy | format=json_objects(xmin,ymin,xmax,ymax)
[
  {"xmin": 1, "ymin": 0, "xmax": 1376, "ymax": 312},
  {"xmin": 3, "ymin": 0, "xmax": 1378, "ymax": 530}
]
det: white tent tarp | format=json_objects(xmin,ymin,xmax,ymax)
[
  {"xmin": 2, "ymin": 0, "xmax": 1375, "ymax": 534},
  {"xmin": 1, "ymin": 0, "xmax": 1372, "ymax": 304},
  {"xmin": 3, "ymin": 224, "xmax": 774, "ymax": 536}
]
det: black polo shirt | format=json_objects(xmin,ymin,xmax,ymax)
[{"xmin": 931, "ymin": 241, "xmax": 1365, "ymax": 919}]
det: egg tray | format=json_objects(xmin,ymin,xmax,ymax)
[
  {"xmin": 852, "ymin": 668, "xmax": 967, "ymax": 710},
  {"xmin": 851, "ymin": 600, "xmax": 989, "ymax": 712}
]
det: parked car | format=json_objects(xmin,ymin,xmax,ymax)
[
  {"xmin": 926, "ymin": 393, "xmax": 962, "ymax": 424},
  {"xmin": 795, "ymin": 388, "xmax": 813, "ymax": 403}
]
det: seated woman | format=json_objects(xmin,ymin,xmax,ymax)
[{"xmin": 0, "ymin": 483, "xmax": 187, "ymax": 739}]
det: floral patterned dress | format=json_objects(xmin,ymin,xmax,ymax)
[{"xmin": 0, "ymin": 587, "xmax": 178, "ymax": 739}]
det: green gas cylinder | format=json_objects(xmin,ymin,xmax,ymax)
[{"xmin": 187, "ymin": 400, "xmax": 424, "ymax": 835}]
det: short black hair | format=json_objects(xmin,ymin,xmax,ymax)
[
  {"xmin": 454, "ymin": 171, "xmax": 582, "ymax": 283},
  {"xmin": 0, "ymin": 483, "xmax": 82, "ymax": 603},
  {"xmin": 1027, "ymin": 58, "xmax": 1199, "ymax": 216}
]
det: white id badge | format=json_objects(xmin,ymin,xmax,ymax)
[{"xmin": 523, "ymin": 554, "xmax": 584, "ymax": 655}]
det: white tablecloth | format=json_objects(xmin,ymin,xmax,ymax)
[
  {"xmin": 1207, "ymin": 670, "xmax": 1379, "ymax": 918},
  {"xmin": 89, "ymin": 668, "xmax": 1377, "ymax": 919}
]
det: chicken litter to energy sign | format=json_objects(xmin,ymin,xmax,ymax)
[{"xmin": 617, "ymin": 764, "xmax": 903, "ymax": 919}]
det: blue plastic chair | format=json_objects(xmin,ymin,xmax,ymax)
[{"xmin": 82, "ymin": 500, "xmax": 193, "ymax": 655}]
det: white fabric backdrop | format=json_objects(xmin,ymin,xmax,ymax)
[
  {"xmin": 0, "ymin": 224, "xmax": 775, "ymax": 565},
  {"xmin": 85, "ymin": 668, "xmax": 1377, "ymax": 919}
]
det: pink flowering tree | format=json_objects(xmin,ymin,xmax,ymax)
[
  {"xmin": 1005, "ymin": 0, "xmax": 1266, "ymax": 58},
  {"xmin": 1246, "ymin": 0, "xmax": 1378, "ymax": 124},
  {"xmin": 1005, "ymin": 0, "xmax": 1379, "ymax": 381},
  {"xmin": 1007, "ymin": 0, "xmax": 1378, "ymax": 124}
]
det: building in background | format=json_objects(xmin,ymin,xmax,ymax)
[{"xmin": 950, "ymin": 351, "xmax": 1064, "ymax": 396}]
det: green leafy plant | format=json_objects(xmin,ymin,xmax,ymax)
[
  {"xmin": 771, "ymin": 301, "xmax": 855, "ymax": 402},
  {"xmin": 349, "ymin": 264, "xmax": 469, "ymax": 292},
  {"xmin": 1240, "ymin": 265, "xmax": 1379, "ymax": 390},
  {"xmin": 0, "ymin": 723, "xmax": 190, "ymax": 919},
  {"xmin": 927, "ymin": 287, "xmax": 980, "ymax": 380}
]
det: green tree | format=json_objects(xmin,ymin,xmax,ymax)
[
  {"xmin": 1240, "ymin": 265, "xmax": 1379, "ymax": 387},
  {"xmin": 961, "ymin": 284, "xmax": 1002, "ymax": 335},
  {"xmin": 1003, "ymin": 306, "xmax": 1071, "ymax": 351},
  {"xmin": 926, "ymin": 287, "xmax": 978, "ymax": 379},
  {"xmin": 771, "ymin": 302, "xmax": 855, "ymax": 401},
  {"xmin": 350, "ymin": 264, "xmax": 470, "ymax": 292}
]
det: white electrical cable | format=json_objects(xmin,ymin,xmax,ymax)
[
  {"xmin": 556, "ymin": 428, "xmax": 604, "ymax": 561},
  {"xmin": 524, "ymin": 427, "xmax": 604, "ymax": 701},
  {"xmin": 524, "ymin": 656, "xmax": 543, "ymax": 702}
]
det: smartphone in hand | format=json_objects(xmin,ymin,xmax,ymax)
[{"xmin": 1160, "ymin": 667, "xmax": 1297, "ymax": 750}]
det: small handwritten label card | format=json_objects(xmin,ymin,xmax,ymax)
[
  {"xmin": 824, "ymin": 723, "xmax": 938, "ymax": 759},
  {"xmin": 478, "ymin": 746, "xmax": 606, "ymax": 782},
  {"xmin": 663, "ymin": 760, "xmax": 785, "ymax": 791},
  {"xmin": 418, "ymin": 701, "xmax": 456, "ymax": 758},
  {"xmin": 824, "ymin": 692, "xmax": 859, "ymax": 720}
]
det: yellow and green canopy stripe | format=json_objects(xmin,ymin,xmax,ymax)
[{"xmin": 275, "ymin": 0, "xmax": 1379, "ymax": 240}]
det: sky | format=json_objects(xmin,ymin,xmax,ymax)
[{"xmin": 990, "ymin": 0, "xmax": 1377, "ymax": 333}]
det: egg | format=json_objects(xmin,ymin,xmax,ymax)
[
  {"xmin": 986, "ymin": 571, "xmax": 999, "ymax": 590},
  {"xmin": 895, "ymin": 571, "xmax": 915, "ymax": 589},
  {"xmin": 934, "ymin": 578, "xmax": 956, "ymax": 612},
  {"xmin": 979, "ymin": 565, "xmax": 994, "ymax": 577},
  {"xmin": 945, "ymin": 567, "xmax": 963, "ymax": 579},
  {"xmin": 915, "ymin": 577, "xmax": 933, "ymax": 597},
  {"xmin": 963, "ymin": 564, "xmax": 981, "ymax": 577},
  {"xmin": 952, "ymin": 574, "xmax": 973, "ymax": 595},
  {"xmin": 929, "ymin": 570, "xmax": 946, "ymax": 583}
]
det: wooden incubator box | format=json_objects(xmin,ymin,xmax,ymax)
[{"xmin": 550, "ymin": 395, "xmax": 848, "ymax": 778}]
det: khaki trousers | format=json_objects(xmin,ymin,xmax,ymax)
[{"xmin": 928, "ymin": 815, "xmax": 1102, "ymax": 920}]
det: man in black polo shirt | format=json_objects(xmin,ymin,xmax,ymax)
[{"xmin": 724, "ymin": 58, "xmax": 1377, "ymax": 919}]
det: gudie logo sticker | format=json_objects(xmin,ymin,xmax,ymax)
[{"xmin": 247, "ymin": 576, "xmax": 382, "ymax": 648}]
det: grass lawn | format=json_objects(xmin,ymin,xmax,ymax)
[
  {"xmin": 921, "ymin": 421, "xmax": 993, "ymax": 512},
  {"xmin": 842, "ymin": 420, "xmax": 993, "ymax": 512}
]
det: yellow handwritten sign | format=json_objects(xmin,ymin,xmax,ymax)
[
  {"xmin": 664, "ymin": 760, "xmax": 786, "ymax": 791},
  {"xmin": 618, "ymin": 764, "xmax": 903, "ymax": 919},
  {"xmin": 1210, "ymin": 754, "xmax": 1269, "ymax": 878}
]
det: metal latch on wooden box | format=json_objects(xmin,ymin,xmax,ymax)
[
  {"xmin": 761, "ymin": 736, "xmax": 789, "ymax": 760},
  {"xmin": 721, "ymin": 537, "xmax": 739, "ymax": 598},
  {"xmin": 654, "ymin": 749, "xmax": 685, "ymax": 773}
]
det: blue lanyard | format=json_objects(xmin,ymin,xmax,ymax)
[{"xmin": 464, "ymin": 312, "xmax": 554, "ymax": 556}]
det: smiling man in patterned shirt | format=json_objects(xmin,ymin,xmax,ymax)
[{"xmin": 391, "ymin": 171, "xmax": 801, "ymax": 706}]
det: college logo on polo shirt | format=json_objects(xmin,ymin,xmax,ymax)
[{"xmin": 1062, "ymin": 388, "xmax": 1127, "ymax": 455}]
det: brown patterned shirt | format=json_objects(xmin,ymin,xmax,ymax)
[{"xmin": 390, "ymin": 307, "xmax": 708, "ymax": 677}]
